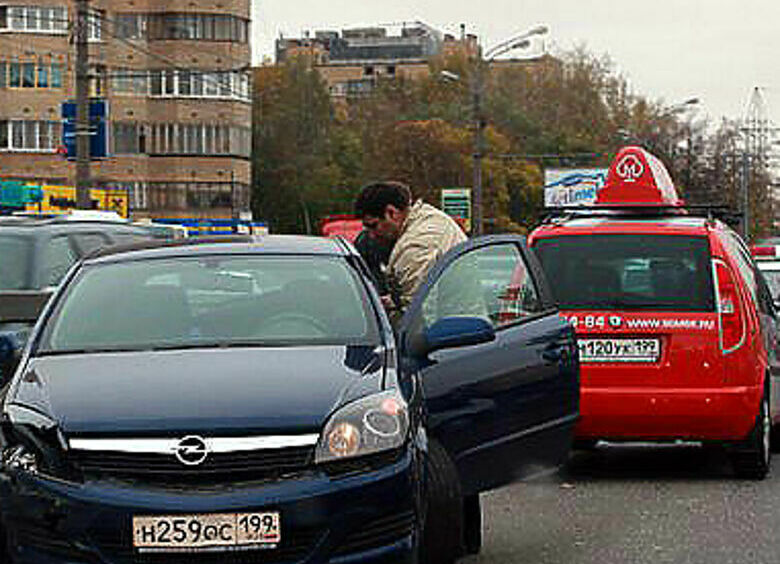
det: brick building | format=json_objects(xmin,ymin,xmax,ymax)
[{"xmin": 0, "ymin": 0, "xmax": 251, "ymax": 219}]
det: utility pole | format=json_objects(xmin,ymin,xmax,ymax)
[
  {"xmin": 75, "ymin": 0, "xmax": 91, "ymax": 209},
  {"xmin": 471, "ymin": 60, "xmax": 485, "ymax": 236}
]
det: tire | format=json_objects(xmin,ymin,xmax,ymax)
[
  {"xmin": 573, "ymin": 439, "xmax": 599, "ymax": 451},
  {"xmin": 462, "ymin": 494, "xmax": 482, "ymax": 555},
  {"xmin": 421, "ymin": 440, "xmax": 463, "ymax": 564},
  {"xmin": 732, "ymin": 389, "xmax": 771, "ymax": 480}
]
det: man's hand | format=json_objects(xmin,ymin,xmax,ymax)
[{"xmin": 380, "ymin": 295, "xmax": 395, "ymax": 310}]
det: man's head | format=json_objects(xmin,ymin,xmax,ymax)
[{"xmin": 354, "ymin": 181, "xmax": 413, "ymax": 244}]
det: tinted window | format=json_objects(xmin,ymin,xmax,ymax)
[
  {"xmin": 40, "ymin": 255, "xmax": 378, "ymax": 353},
  {"xmin": 0, "ymin": 234, "xmax": 31, "ymax": 290},
  {"xmin": 534, "ymin": 235, "xmax": 715, "ymax": 311}
]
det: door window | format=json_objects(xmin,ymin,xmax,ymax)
[
  {"xmin": 43, "ymin": 236, "xmax": 77, "ymax": 287},
  {"xmin": 421, "ymin": 243, "xmax": 540, "ymax": 330},
  {"xmin": 74, "ymin": 232, "xmax": 111, "ymax": 255}
]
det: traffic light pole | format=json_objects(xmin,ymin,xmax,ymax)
[{"xmin": 75, "ymin": 0, "xmax": 91, "ymax": 209}]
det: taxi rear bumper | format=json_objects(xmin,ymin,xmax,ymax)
[{"xmin": 576, "ymin": 385, "xmax": 762, "ymax": 441}]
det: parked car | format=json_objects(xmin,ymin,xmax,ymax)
[
  {"xmin": 0, "ymin": 213, "xmax": 160, "ymax": 382},
  {"xmin": 529, "ymin": 145, "xmax": 779, "ymax": 479},
  {"xmin": 0, "ymin": 234, "xmax": 579, "ymax": 564},
  {"xmin": 753, "ymin": 245, "xmax": 780, "ymax": 309}
]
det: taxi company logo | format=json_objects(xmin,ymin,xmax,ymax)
[
  {"xmin": 615, "ymin": 155, "xmax": 645, "ymax": 183},
  {"xmin": 174, "ymin": 435, "xmax": 209, "ymax": 466},
  {"xmin": 609, "ymin": 316, "xmax": 623, "ymax": 328}
]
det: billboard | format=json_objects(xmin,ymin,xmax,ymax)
[
  {"xmin": 26, "ymin": 186, "xmax": 129, "ymax": 217},
  {"xmin": 544, "ymin": 168, "xmax": 608, "ymax": 208}
]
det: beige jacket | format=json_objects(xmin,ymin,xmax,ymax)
[{"xmin": 387, "ymin": 200, "xmax": 467, "ymax": 312}]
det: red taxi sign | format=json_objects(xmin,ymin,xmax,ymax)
[{"xmin": 596, "ymin": 146, "xmax": 684, "ymax": 207}]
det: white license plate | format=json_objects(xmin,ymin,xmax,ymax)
[
  {"xmin": 133, "ymin": 512, "xmax": 280, "ymax": 552},
  {"xmin": 578, "ymin": 338, "xmax": 661, "ymax": 363}
]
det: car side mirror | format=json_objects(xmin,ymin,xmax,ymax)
[{"xmin": 408, "ymin": 316, "xmax": 495, "ymax": 358}]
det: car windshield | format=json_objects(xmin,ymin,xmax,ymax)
[
  {"xmin": 39, "ymin": 255, "xmax": 378, "ymax": 353},
  {"xmin": 759, "ymin": 268, "xmax": 780, "ymax": 303},
  {"xmin": 533, "ymin": 234, "xmax": 715, "ymax": 312},
  {"xmin": 0, "ymin": 234, "xmax": 32, "ymax": 291}
]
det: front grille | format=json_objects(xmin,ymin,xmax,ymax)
[
  {"xmin": 92, "ymin": 524, "xmax": 323, "ymax": 564},
  {"xmin": 334, "ymin": 510, "xmax": 415, "ymax": 556},
  {"xmin": 70, "ymin": 446, "xmax": 314, "ymax": 483}
]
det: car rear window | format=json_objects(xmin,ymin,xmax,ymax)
[
  {"xmin": 533, "ymin": 234, "xmax": 715, "ymax": 312},
  {"xmin": 0, "ymin": 234, "xmax": 32, "ymax": 290},
  {"xmin": 39, "ymin": 255, "xmax": 379, "ymax": 353}
]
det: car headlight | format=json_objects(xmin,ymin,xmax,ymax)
[{"xmin": 315, "ymin": 391, "xmax": 409, "ymax": 464}]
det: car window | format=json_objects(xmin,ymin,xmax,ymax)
[
  {"xmin": 0, "ymin": 234, "xmax": 32, "ymax": 290},
  {"xmin": 759, "ymin": 268, "xmax": 780, "ymax": 304},
  {"xmin": 39, "ymin": 255, "xmax": 379, "ymax": 353},
  {"xmin": 422, "ymin": 243, "xmax": 537, "ymax": 329},
  {"xmin": 42, "ymin": 235, "xmax": 78, "ymax": 288},
  {"xmin": 533, "ymin": 234, "xmax": 715, "ymax": 312},
  {"xmin": 722, "ymin": 232, "xmax": 758, "ymax": 304}
]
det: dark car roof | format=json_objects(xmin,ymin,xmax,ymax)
[{"xmin": 85, "ymin": 235, "xmax": 355, "ymax": 265}]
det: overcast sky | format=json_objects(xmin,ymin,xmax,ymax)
[{"xmin": 251, "ymin": 0, "xmax": 780, "ymax": 129}]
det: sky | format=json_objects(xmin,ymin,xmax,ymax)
[{"xmin": 251, "ymin": 0, "xmax": 780, "ymax": 129}]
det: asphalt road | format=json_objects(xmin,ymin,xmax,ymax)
[{"xmin": 462, "ymin": 445, "xmax": 780, "ymax": 564}]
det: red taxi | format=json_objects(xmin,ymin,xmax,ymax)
[{"xmin": 529, "ymin": 146, "xmax": 778, "ymax": 479}]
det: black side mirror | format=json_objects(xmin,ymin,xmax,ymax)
[{"xmin": 408, "ymin": 316, "xmax": 495, "ymax": 358}]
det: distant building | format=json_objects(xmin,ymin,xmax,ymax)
[
  {"xmin": 275, "ymin": 22, "xmax": 479, "ymax": 99},
  {"xmin": 0, "ymin": 0, "xmax": 251, "ymax": 220}
]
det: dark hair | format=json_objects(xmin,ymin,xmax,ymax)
[{"xmin": 354, "ymin": 181, "xmax": 412, "ymax": 218}]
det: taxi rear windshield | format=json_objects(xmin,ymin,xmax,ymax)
[{"xmin": 533, "ymin": 235, "xmax": 715, "ymax": 312}]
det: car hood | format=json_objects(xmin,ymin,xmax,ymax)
[{"xmin": 9, "ymin": 346, "xmax": 385, "ymax": 436}]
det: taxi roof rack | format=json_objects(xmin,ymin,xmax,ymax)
[{"xmin": 542, "ymin": 204, "xmax": 742, "ymax": 227}]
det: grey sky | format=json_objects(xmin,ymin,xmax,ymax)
[{"xmin": 252, "ymin": 0, "xmax": 778, "ymax": 128}]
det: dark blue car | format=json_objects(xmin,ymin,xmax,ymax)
[{"xmin": 0, "ymin": 234, "xmax": 579, "ymax": 564}]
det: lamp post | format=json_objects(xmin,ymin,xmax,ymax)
[{"xmin": 443, "ymin": 26, "xmax": 547, "ymax": 235}]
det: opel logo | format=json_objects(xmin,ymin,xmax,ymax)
[
  {"xmin": 174, "ymin": 435, "xmax": 209, "ymax": 466},
  {"xmin": 616, "ymin": 154, "xmax": 645, "ymax": 183}
]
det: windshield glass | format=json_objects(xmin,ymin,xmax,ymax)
[
  {"xmin": 39, "ymin": 255, "xmax": 378, "ymax": 353},
  {"xmin": 760, "ymin": 268, "xmax": 780, "ymax": 303},
  {"xmin": 0, "ymin": 234, "xmax": 32, "ymax": 291},
  {"xmin": 533, "ymin": 235, "xmax": 715, "ymax": 312}
]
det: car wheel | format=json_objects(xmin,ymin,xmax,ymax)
[
  {"xmin": 732, "ymin": 390, "xmax": 771, "ymax": 480},
  {"xmin": 421, "ymin": 440, "xmax": 463, "ymax": 564},
  {"xmin": 462, "ymin": 494, "xmax": 482, "ymax": 555}
]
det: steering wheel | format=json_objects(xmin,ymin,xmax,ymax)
[{"xmin": 259, "ymin": 312, "xmax": 330, "ymax": 337}]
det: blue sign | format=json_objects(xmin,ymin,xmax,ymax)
[{"xmin": 61, "ymin": 99, "xmax": 109, "ymax": 159}]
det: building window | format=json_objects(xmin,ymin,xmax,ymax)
[
  {"xmin": 87, "ymin": 10, "xmax": 103, "ymax": 41},
  {"xmin": 145, "ymin": 69, "xmax": 249, "ymax": 101},
  {"xmin": 115, "ymin": 13, "xmax": 146, "ymax": 39},
  {"xmin": 1, "ymin": 5, "xmax": 67, "ymax": 33},
  {"xmin": 0, "ymin": 56, "xmax": 65, "ymax": 89},
  {"xmin": 140, "ymin": 12, "xmax": 249, "ymax": 43},
  {"xmin": 0, "ymin": 120, "xmax": 61, "ymax": 151}
]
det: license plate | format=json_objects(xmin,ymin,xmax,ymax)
[
  {"xmin": 578, "ymin": 338, "xmax": 661, "ymax": 363},
  {"xmin": 133, "ymin": 512, "xmax": 280, "ymax": 552}
]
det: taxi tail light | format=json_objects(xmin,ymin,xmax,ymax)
[{"xmin": 714, "ymin": 260, "xmax": 746, "ymax": 354}]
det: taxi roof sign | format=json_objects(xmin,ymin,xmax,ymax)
[{"xmin": 596, "ymin": 146, "xmax": 684, "ymax": 207}]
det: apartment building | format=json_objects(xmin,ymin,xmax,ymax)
[{"xmin": 0, "ymin": 0, "xmax": 251, "ymax": 219}]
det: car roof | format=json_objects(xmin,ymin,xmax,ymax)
[
  {"xmin": 531, "ymin": 212, "xmax": 716, "ymax": 238},
  {"xmin": 84, "ymin": 235, "xmax": 354, "ymax": 264}
]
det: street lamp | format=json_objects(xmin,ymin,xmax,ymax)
[{"xmin": 470, "ymin": 26, "xmax": 548, "ymax": 235}]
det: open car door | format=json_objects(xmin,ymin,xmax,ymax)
[{"xmin": 398, "ymin": 235, "xmax": 580, "ymax": 496}]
